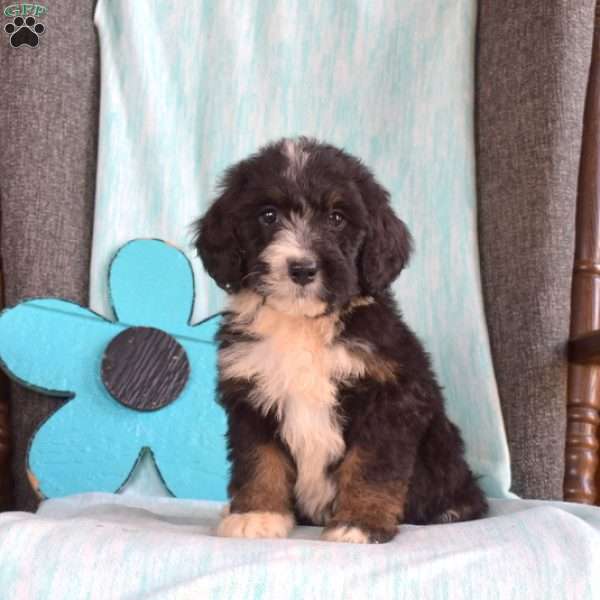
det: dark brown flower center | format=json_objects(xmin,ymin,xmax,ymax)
[{"xmin": 101, "ymin": 326, "xmax": 190, "ymax": 411}]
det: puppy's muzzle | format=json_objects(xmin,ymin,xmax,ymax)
[{"xmin": 288, "ymin": 259, "xmax": 318, "ymax": 286}]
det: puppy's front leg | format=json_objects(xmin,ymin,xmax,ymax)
[
  {"xmin": 217, "ymin": 440, "xmax": 296, "ymax": 540},
  {"xmin": 321, "ymin": 446, "xmax": 408, "ymax": 544}
]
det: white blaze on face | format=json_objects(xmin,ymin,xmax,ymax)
[
  {"xmin": 259, "ymin": 213, "xmax": 325, "ymax": 317},
  {"xmin": 282, "ymin": 138, "xmax": 309, "ymax": 183}
]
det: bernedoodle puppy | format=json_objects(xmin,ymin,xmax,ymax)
[{"xmin": 194, "ymin": 137, "xmax": 487, "ymax": 544}]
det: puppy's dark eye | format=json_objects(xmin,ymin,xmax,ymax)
[
  {"xmin": 258, "ymin": 207, "xmax": 278, "ymax": 225},
  {"xmin": 329, "ymin": 210, "xmax": 346, "ymax": 228}
]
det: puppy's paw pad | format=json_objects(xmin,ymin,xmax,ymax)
[
  {"xmin": 321, "ymin": 525, "xmax": 369, "ymax": 544},
  {"xmin": 216, "ymin": 511, "xmax": 294, "ymax": 539}
]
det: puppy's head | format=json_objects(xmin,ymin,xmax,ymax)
[{"xmin": 194, "ymin": 138, "xmax": 412, "ymax": 316}]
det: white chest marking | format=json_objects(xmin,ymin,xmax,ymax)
[{"xmin": 220, "ymin": 298, "xmax": 367, "ymax": 523}]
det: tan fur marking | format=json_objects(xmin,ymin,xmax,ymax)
[
  {"xmin": 343, "ymin": 296, "xmax": 375, "ymax": 312},
  {"xmin": 350, "ymin": 345, "xmax": 398, "ymax": 384},
  {"xmin": 230, "ymin": 444, "xmax": 295, "ymax": 515},
  {"xmin": 330, "ymin": 447, "xmax": 407, "ymax": 532},
  {"xmin": 340, "ymin": 297, "xmax": 397, "ymax": 383},
  {"xmin": 27, "ymin": 470, "xmax": 42, "ymax": 499}
]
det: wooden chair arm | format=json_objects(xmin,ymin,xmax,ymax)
[
  {"xmin": 564, "ymin": 3, "xmax": 600, "ymax": 505},
  {"xmin": 569, "ymin": 331, "xmax": 600, "ymax": 365}
]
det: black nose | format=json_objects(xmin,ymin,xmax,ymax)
[{"xmin": 288, "ymin": 259, "xmax": 318, "ymax": 286}]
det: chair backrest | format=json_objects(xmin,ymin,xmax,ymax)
[
  {"xmin": 4, "ymin": 1, "xmax": 599, "ymax": 509},
  {"xmin": 476, "ymin": 0, "xmax": 596, "ymax": 501}
]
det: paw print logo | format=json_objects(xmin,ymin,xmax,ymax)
[{"xmin": 4, "ymin": 16, "xmax": 45, "ymax": 48}]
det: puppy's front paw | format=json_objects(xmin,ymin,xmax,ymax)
[
  {"xmin": 216, "ymin": 511, "xmax": 294, "ymax": 539},
  {"xmin": 321, "ymin": 522, "xmax": 398, "ymax": 544}
]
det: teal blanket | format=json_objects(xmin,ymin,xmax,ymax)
[
  {"xmin": 0, "ymin": 494, "xmax": 598, "ymax": 599},
  {"xmin": 91, "ymin": 0, "xmax": 511, "ymax": 498}
]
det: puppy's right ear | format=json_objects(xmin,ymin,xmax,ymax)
[{"xmin": 194, "ymin": 195, "xmax": 244, "ymax": 293}]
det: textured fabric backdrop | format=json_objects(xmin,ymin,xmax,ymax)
[{"xmin": 91, "ymin": 0, "xmax": 512, "ymax": 497}]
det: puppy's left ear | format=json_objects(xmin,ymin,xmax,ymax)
[{"xmin": 358, "ymin": 177, "xmax": 413, "ymax": 294}]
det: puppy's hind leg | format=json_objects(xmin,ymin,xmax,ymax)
[{"xmin": 431, "ymin": 474, "xmax": 488, "ymax": 525}]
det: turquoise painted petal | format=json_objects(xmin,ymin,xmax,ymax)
[
  {"xmin": 151, "ymin": 325, "xmax": 228, "ymax": 501},
  {"xmin": 176, "ymin": 312, "xmax": 222, "ymax": 345},
  {"xmin": 29, "ymin": 398, "xmax": 142, "ymax": 498},
  {"xmin": 151, "ymin": 401, "xmax": 229, "ymax": 501},
  {"xmin": 109, "ymin": 240, "xmax": 194, "ymax": 331},
  {"xmin": 0, "ymin": 299, "xmax": 117, "ymax": 395}
]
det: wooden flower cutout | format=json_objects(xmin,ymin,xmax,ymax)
[{"xmin": 0, "ymin": 240, "xmax": 227, "ymax": 500}]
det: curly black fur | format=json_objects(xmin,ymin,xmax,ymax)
[{"xmin": 194, "ymin": 138, "xmax": 487, "ymax": 543}]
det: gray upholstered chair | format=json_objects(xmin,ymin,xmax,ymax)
[
  {"xmin": 477, "ymin": 1, "xmax": 600, "ymax": 506},
  {"xmin": 0, "ymin": 0, "xmax": 598, "ymax": 511},
  {"xmin": 1, "ymin": 3, "xmax": 600, "ymax": 598}
]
